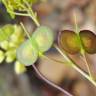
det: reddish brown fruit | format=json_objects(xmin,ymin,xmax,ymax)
[
  {"xmin": 58, "ymin": 30, "xmax": 80, "ymax": 54},
  {"xmin": 80, "ymin": 30, "xmax": 96, "ymax": 54}
]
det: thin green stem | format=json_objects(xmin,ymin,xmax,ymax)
[
  {"xmin": 29, "ymin": 14, "xmax": 40, "ymax": 27},
  {"xmin": 16, "ymin": 2, "xmax": 27, "ymax": 10},
  {"xmin": 73, "ymin": 11, "xmax": 93, "ymax": 79},
  {"xmin": 20, "ymin": 22, "xmax": 32, "ymax": 42},
  {"xmin": 73, "ymin": 11, "xmax": 79, "ymax": 34},
  {"xmin": 20, "ymin": 22, "xmax": 39, "ymax": 50},
  {"xmin": 81, "ymin": 53, "xmax": 93, "ymax": 80},
  {"xmin": 8, "ymin": 10, "xmax": 29, "ymax": 17},
  {"xmin": 39, "ymin": 52, "xmax": 71, "ymax": 66},
  {"xmin": 32, "ymin": 64, "xmax": 73, "ymax": 96},
  {"xmin": 9, "ymin": 1, "xmax": 40, "ymax": 27},
  {"xmin": 54, "ymin": 44, "xmax": 96, "ymax": 87},
  {"xmin": 24, "ymin": 1, "xmax": 40, "ymax": 27}
]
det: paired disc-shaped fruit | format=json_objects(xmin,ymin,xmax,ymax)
[
  {"xmin": 17, "ymin": 25, "xmax": 54, "ymax": 66},
  {"xmin": 58, "ymin": 30, "xmax": 96, "ymax": 54},
  {"xmin": 17, "ymin": 40, "xmax": 38, "ymax": 66},
  {"xmin": 79, "ymin": 30, "xmax": 96, "ymax": 54},
  {"xmin": 32, "ymin": 26, "xmax": 54, "ymax": 52},
  {"xmin": 58, "ymin": 30, "xmax": 80, "ymax": 54}
]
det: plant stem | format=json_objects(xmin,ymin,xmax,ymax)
[
  {"xmin": 54, "ymin": 44, "xmax": 96, "ymax": 87},
  {"xmin": 20, "ymin": 22, "xmax": 31, "ymax": 41},
  {"xmin": 39, "ymin": 52, "xmax": 71, "ymax": 66},
  {"xmin": 73, "ymin": 11, "xmax": 79, "ymax": 34},
  {"xmin": 73, "ymin": 11, "xmax": 93, "ymax": 79},
  {"xmin": 9, "ymin": 1, "xmax": 40, "ymax": 27},
  {"xmin": 80, "ymin": 53, "xmax": 93, "ymax": 80},
  {"xmin": 24, "ymin": 1, "xmax": 40, "ymax": 27},
  {"xmin": 32, "ymin": 64, "xmax": 73, "ymax": 96},
  {"xmin": 29, "ymin": 14, "xmax": 40, "ymax": 27},
  {"xmin": 8, "ymin": 10, "xmax": 29, "ymax": 17}
]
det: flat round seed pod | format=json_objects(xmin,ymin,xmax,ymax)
[
  {"xmin": 32, "ymin": 26, "xmax": 54, "ymax": 52},
  {"xmin": 79, "ymin": 30, "xmax": 96, "ymax": 54},
  {"xmin": 0, "ymin": 24, "xmax": 14, "ymax": 42},
  {"xmin": 16, "ymin": 40, "xmax": 38, "ymax": 66},
  {"xmin": 58, "ymin": 30, "xmax": 80, "ymax": 54}
]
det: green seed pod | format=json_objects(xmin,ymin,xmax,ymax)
[
  {"xmin": 5, "ymin": 49, "xmax": 16, "ymax": 63},
  {"xmin": 58, "ymin": 30, "xmax": 80, "ymax": 54},
  {"xmin": 0, "ymin": 24, "xmax": 14, "ymax": 42},
  {"xmin": 32, "ymin": 26, "xmax": 54, "ymax": 52},
  {"xmin": 10, "ymin": 25, "xmax": 25, "ymax": 43},
  {"xmin": 16, "ymin": 39, "xmax": 38, "ymax": 66},
  {"xmin": 0, "ymin": 40, "xmax": 9, "ymax": 50},
  {"xmin": 14, "ymin": 61, "xmax": 26, "ymax": 74},
  {"xmin": 79, "ymin": 30, "xmax": 96, "ymax": 54}
]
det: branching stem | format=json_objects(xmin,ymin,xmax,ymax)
[
  {"xmin": 54, "ymin": 44, "xmax": 96, "ymax": 87},
  {"xmin": 20, "ymin": 22, "xmax": 73, "ymax": 95},
  {"xmin": 32, "ymin": 64, "xmax": 73, "ymax": 96},
  {"xmin": 73, "ymin": 11, "xmax": 93, "ymax": 80}
]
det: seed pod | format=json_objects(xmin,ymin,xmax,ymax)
[
  {"xmin": 79, "ymin": 30, "xmax": 96, "ymax": 54},
  {"xmin": 58, "ymin": 30, "xmax": 80, "ymax": 54},
  {"xmin": 32, "ymin": 26, "xmax": 54, "ymax": 52},
  {"xmin": 5, "ymin": 49, "xmax": 16, "ymax": 63},
  {"xmin": 0, "ymin": 40, "xmax": 9, "ymax": 50},
  {"xmin": 16, "ymin": 39, "xmax": 38, "ymax": 66},
  {"xmin": 0, "ymin": 24, "xmax": 14, "ymax": 42}
]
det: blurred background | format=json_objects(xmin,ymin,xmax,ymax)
[{"xmin": 0, "ymin": 0, "xmax": 96, "ymax": 96}]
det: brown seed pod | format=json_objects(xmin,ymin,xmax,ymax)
[
  {"xmin": 79, "ymin": 30, "xmax": 96, "ymax": 54},
  {"xmin": 58, "ymin": 30, "xmax": 80, "ymax": 54}
]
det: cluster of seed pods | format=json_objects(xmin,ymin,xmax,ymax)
[
  {"xmin": 17, "ymin": 26, "xmax": 54, "ymax": 66},
  {"xmin": 17, "ymin": 26, "xmax": 96, "ymax": 67}
]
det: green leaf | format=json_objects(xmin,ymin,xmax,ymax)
[
  {"xmin": 32, "ymin": 26, "xmax": 54, "ymax": 52},
  {"xmin": 58, "ymin": 30, "xmax": 80, "ymax": 54},
  {"xmin": 0, "ymin": 24, "xmax": 14, "ymax": 42},
  {"xmin": 16, "ymin": 39, "xmax": 38, "ymax": 66}
]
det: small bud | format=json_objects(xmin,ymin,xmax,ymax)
[
  {"xmin": 14, "ymin": 61, "xmax": 26, "ymax": 74},
  {"xmin": 8, "ymin": 42, "xmax": 17, "ymax": 48},
  {"xmin": 5, "ymin": 49, "xmax": 16, "ymax": 63},
  {"xmin": 0, "ymin": 40, "xmax": 9, "ymax": 50}
]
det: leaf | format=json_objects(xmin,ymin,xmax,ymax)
[
  {"xmin": 0, "ymin": 24, "xmax": 14, "ymax": 42},
  {"xmin": 79, "ymin": 30, "xmax": 96, "ymax": 54},
  {"xmin": 32, "ymin": 26, "xmax": 54, "ymax": 52},
  {"xmin": 16, "ymin": 39, "xmax": 38, "ymax": 66},
  {"xmin": 58, "ymin": 30, "xmax": 80, "ymax": 54}
]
